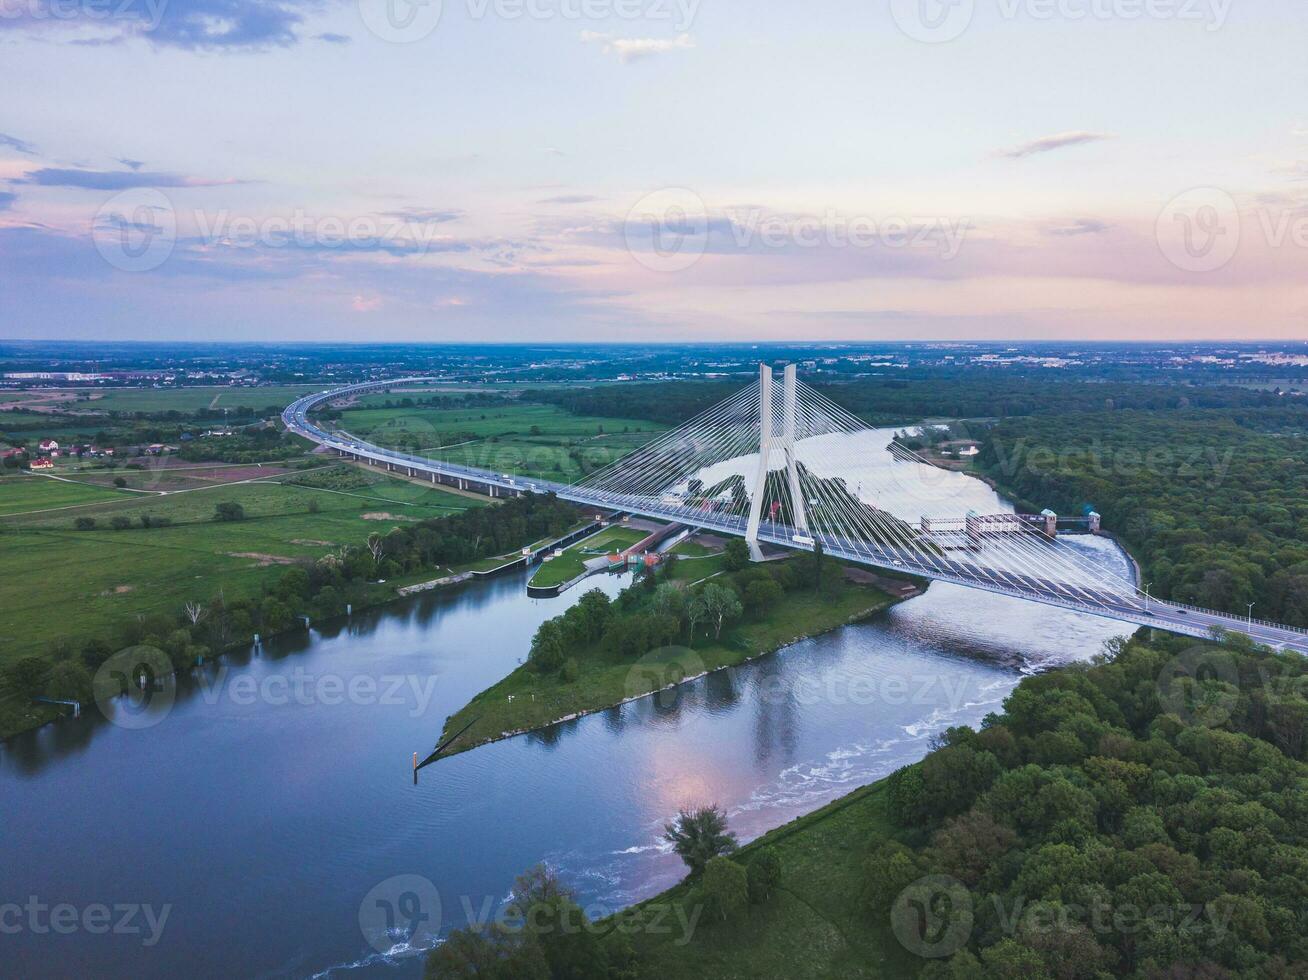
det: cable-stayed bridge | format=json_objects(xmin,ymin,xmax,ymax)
[{"xmin": 283, "ymin": 370, "xmax": 1308, "ymax": 655}]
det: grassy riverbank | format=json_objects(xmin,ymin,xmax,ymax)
[
  {"xmin": 608, "ymin": 631, "xmax": 1308, "ymax": 979},
  {"xmin": 437, "ymin": 564, "xmax": 911, "ymax": 757},
  {"xmin": 614, "ymin": 779, "xmax": 920, "ymax": 979}
]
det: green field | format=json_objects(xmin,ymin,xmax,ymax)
[
  {"xmin": 527, "ymin": 524, "xmax": 650, "ymax": 588},
  {"xmin": 0, "ymin": 468, "xmax": 478, "ymax": 667},
  {"xmin": 335, "ymin": 402, "xmax": 664, "ymax": 481},
  {"xmin": 0, "ymin": 475, "xmax": 131, "ymax": 516},
  {"xmin": 67, "ymin": 385, "xmax": 321, "ymax": 414}
]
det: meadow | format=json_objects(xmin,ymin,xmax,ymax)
[
  {"xmin": 336, "ymin": 402, "xmax": 665, "ymax": 481},
  {"xmin": 0, "ymin": 468, "xmax": 477, "ymax": 667}
]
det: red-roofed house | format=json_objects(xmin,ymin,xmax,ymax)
[{"xmin": 30, "ymin": 457, "xmax": 54, "ymax": 471}]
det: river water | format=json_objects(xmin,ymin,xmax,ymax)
[{"xmin": 0, "ymin": 439, "xmax": 1136, "ymax": 979}]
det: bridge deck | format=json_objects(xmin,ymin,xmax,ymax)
[{"xmin": 283, "ymin": 381, "xmax": 1308, "ymax": 656}]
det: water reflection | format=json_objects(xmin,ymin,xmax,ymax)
[{"xmin": 1, "ymin": 531, "xmax": 1135, "ymax": 980}]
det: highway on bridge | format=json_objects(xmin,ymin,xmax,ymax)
[{"xmin": 284, "ymin": 380, "xmax": 1308, "ymax": 656}]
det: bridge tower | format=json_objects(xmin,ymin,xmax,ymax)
[
  {"xmin": 745, "ymin": 363, "xmax": 810, "ymax": 561},
  {"xmin": 781, "ymin": 364, "xmax": 808, "ymax": 535},
  {"xmin": 744, "ymin": 364, "xmax": 774, "ymax": 561}
]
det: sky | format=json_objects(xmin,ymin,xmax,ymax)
[{"xmin": 0, "ymin": 0, "xmax": 1306, "ymax": 343}]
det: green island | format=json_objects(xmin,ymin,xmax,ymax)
[
  {"xmin": 427, "ymin": 629, "xmax": 1308, "ymax": 979},
  {"xmin": 437, "ymin": 537, "xmax": 920, "ymax": 757}
]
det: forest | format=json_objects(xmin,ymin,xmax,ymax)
[
  {"xmin": 871, "ymin": 630, "xmax": 1308, "ymax": 978},
  {"xmin": 976, "ymin": 409, "xmax": 1308, "ymax": 626}
]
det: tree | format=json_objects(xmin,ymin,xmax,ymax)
[
  {"xmin": 45, "ymin": 661, "xmax": 92, "ymax": 703},
  {"xmin": 3, "ymin": 657, "xmax": 51, "ymax": 699},
  {"xmin": 424, "ymin": 925, "xmax": 549, "ymax": 980},
  {"xmin": 74, "ymin": 517, "xmax": 96, "ymax": 530},
  {"xmin": 747, "ymin": 851, "xmax": 782, "ymax": 904},
  {"xmin": 113, "ymin": 476, "xmax": 127, "ymax": 488},
  {"xmin": 664, "ymin": 805, "xmax": 738, "ymax": 875},
  {"xmin": 110, "ymin": 515, "xmax": 132, "ymax": 530},
  {"xmin": 723, "ymin": 537, "xmax": 750, "ymax": 571},
  {"xmin": 702, "ymin": 856, "xmax": 749, "ymax": 922},
  {"xmin": 529, "ymin": 620, "xmax": 566, "ymax": 674},
  {"xmin": 745, "ymin": 577, "xmax": 783, "ymax": 615},
  {"xmin": 698, "ymin": 583, "xmax": 742, "ymax": 639},
  {"xmin": 214, "ymin": 501, "xmax": 245, "ymax": 522},
  {"xmin": 650, "ymin": 582, "xmax": 686, "ymax": 625}
]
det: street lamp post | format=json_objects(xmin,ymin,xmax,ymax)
[
  {"xmin": 1143, "ymin": 582, "xmax": 1152, "ymax": 611},
  {"xmin": 1248, "ymin": 602, "xmax": 1255, "ymax": 625}
]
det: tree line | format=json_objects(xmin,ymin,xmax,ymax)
[{"xmin": 865, "ymin": 631, "xmax": 1308, "ymax": 977}]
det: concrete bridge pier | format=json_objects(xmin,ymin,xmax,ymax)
[
  {"xmin": 965, "ymin": 510, "xmax": 981, "ymax": 549},
  {"xmin": 1088, "ymin": 511, "xmax": 1102, "ymax": 533},
  {"xmin": 1041, "ymin": 509, "xmax": 1058, "ymax": 539}
]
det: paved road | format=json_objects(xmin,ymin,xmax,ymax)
[{"xmin": 284, "ymin": 381, "xmax": 1308, "ymax": 655}]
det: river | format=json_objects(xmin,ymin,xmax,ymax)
[{"xmin": 0, "ymin": 435, "xmax": 1136, "ymax": 979}]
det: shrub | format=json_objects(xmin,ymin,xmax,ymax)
[
  {"xmin": 702, "ymin": 857, "xmax": 748, "ymax": 922},
  {"xmin": 45, "ymin": 662, "xmax": 93, "ymax": 703},
  {"xmin": 113, "ymin": 476, "xmax": 127, "ymax": 488},
  {"xmin": 214, "ymin": 501, "xmax": 245, "ymax": 522},
  {"xmin": 746, "ymin": 851, "xmax": 782, "ymax": 904},
  {"xmin": 560, "ymin": 657, "xmax": 580, "ymax": 683},
  {"xmin": 110, "ymin": 516, "xmax": 133, "ymax": 531},
  {"xmin": 74, "ymin": 517, "xmax": 96, "ymax": 530},
  {"xmin": 3, "ymin": 657, "xmax": 51, "ymax": 699}
]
